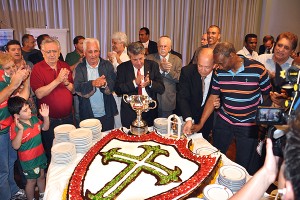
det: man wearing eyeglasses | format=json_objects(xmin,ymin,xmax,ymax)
[
  {"xmin": 74, "ymin": 38, "xmax": 117, "ymax": 131},
  {"xmin": 30, "ymin": 38, "xmax": 74, "ymax": 166}
]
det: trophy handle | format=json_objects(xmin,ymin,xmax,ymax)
[
  {"xmin": 148, "ymin": 100, "xmax": 157, "ymax": 110},
  {"xmin": 123, "ymin": 94, "xmax": 129, "ymax": 103}
]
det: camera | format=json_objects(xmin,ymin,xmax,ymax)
[{"xmin": 256, "ymin": 107, "xmax": 286, "ymax": 125}]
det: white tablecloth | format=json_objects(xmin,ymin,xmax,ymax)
[{"xmin": 44, "ymin": 130, "xmax": 248, "ymax": 200}]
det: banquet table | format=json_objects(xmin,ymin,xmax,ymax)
[{"xmin": 44, "ymin": 128, "xmax": 249, "ymax": 200}]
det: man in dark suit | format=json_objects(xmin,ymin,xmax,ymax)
[
  {"xmin": 146, "ymin": 36, "xmax": 182, "ymax": 117},
  {"xmin": 258, "ymin": 35, "xmax": 274, "ymax": 55},
  {"xmin": 115, "ymin": 42, "xmax": 165, "ymax": 128},
  {"xmin": 178, "ymin": 48, "xmax": 217, "ymax": 140},
  {"xmin": 138, "ymin": 27, "xmax": 158, "ymax": 55}
]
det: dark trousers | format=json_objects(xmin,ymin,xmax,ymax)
[
  {"xmin": 95, "ymin": 115, "xmax": 114, "ymax": 132},
  {"xmin": 42, "ymin": 113, "xmax": 74, "ymax": 166},
  {"xmin": 213, "ymin": 115, "xmax": 259, "ymax": 174}
]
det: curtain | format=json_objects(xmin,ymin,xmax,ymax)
[{"xmin": 0, "ymin": 0, "xmax": 262, "ymax": 65}]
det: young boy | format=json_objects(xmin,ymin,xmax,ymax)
[{"xmin": 8, "ymin": 96, "xmax": 49, "ymax": 200}]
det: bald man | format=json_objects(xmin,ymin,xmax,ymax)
[{"xmin": 178, "ymin": 48, "xmax": 216, "ymax": 140}]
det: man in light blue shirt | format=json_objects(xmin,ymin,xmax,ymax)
[{"xmin": 74, "ymin": 38, "xmax": 117, "ymax": 131}]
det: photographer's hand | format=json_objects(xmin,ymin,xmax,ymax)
[
  {"xmin": 230, "ymin": 138, "xmax": 279, "ymax": 200},
  {"xmin": 270, "ymin": 91, "xmax": 288, "ymax": 107}
]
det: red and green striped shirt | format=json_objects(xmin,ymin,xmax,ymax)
[
  {"xmin": 10, "ymin": 116, "xmax": 47, "ymax": 170},
  {"xmin": 0, "ymin": 69, "xmax": 13, "ymax": 134}
]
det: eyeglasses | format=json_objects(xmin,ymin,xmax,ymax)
[{"xmin": 42, "ymin": 50, "xmax": 59, "ymax": 54}]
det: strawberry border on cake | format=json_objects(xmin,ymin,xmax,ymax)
[{"xmin": 67, "ymin": 129, "xmax": 220, "ymax": 199}]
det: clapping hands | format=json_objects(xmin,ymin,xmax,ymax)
[
  {"xmin": 160, "ymin": 58, "xmax": 172, "ymax": 72},
  {"xmin": 93, "ymin": 75, "xmax": 107, "ymax": 88},
  {"xmin": 57, "ymin": 68, "xmax": 70, "ymax": 84}
]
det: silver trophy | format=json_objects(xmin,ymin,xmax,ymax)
[{"xmin": 123, "ymin": 94, "xmax": 157, "ymax": 135}]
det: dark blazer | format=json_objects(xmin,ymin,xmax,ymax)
[
  {"xmin": 170, "ymin": 49, "xmax": 182, "ymax": 60},
  {"xmin": 148, "ymin": 40, "xmax": 158, "ymax": 55},
  {"xmin": 74, "ymin": 58, "xmax": 117, "ymax": 121},
  {"xmin": 114, "ymin": 59, "xmax": 165, "ymax": 128},
  {"xmin": 177, "ymin": 64, "xmax": 214, "ymax": 139},
  {"xmin": 258, "ymin": 44, "xmax": 274, "ymax": 55}
]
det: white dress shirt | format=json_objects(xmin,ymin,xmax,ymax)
[{"xmin": 237, "ymin": 46, "xmax": 258, "ymax": 60}]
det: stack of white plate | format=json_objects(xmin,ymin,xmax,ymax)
[
  {"xmin": 218, "ymin": 165, "xmax": 246, "ymax": 192},
  {"xmin": 79, "ymin": 119, "xmax": 102, "ymax": 142},
  {"xmin": 69, "ymin": 128, "xmax": 93, "ymax": 153},
  {"xmin": 54, "ymin": 124, "xmax": 76, "ymax": 143},
  {"xmin": 154, "ymin": 118, "xmax": 168, "ymax": 134},
  {"xmin": 195, "ymin": 147, "xmax": 220, "ymax": 157},
  {"xmin": 51, "ymin": 142, "xmax": 76, "ymax": 165},
  {"xmin": 203, "ymin": 184, "xmax": 233, "ymax": 200}
]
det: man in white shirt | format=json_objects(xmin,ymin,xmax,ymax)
[
  {"xmin": 237, "ymin": 34, "xmax": 258, "ymax": 60},
  {"xmin": 107, "ymin": 32, "xmax": 130, "ymax": 72},
  {"xmin": 107, "ymin": 32, "xmax": 130, "ymax": 128}
]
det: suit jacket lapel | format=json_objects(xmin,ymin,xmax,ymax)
[
  {"xmin": 144, "ymin": 61, "xmax": 150, "ymax": 76},
  {"xmin": 82, "ymin": 60, "xmax": 88, "ymax": 81}
]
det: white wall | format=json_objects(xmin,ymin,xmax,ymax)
[{"xmin": 260, "ymin": 0, "xmax": 300, "ymax": 51}]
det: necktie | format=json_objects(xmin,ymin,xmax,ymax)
[
  {"xmin": 162, "ymin": 57, "xmax": 167, "ymax": 76},
  {"xmin": 201, "ymin": 76, "xmax": 206, "ymax": 96},
  {"xmin": 137, "ymin": 69, "xmax": 142, "ymax": 95},
  {"xmin": 266, "ymin": 49, "xmax": 271, "ymax": 54}
]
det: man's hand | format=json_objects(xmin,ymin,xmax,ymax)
[
  {"xmin": 214, "ymin": 97, "xmax": 220, "ymax": 109},
  {"xmin": 107, "ymin": 51, "xmax": 117, "ymax": 63},
  {"xmin": 39, "ymin": 103, "xmax": 49, "ymax": 117},
  {"xmin": 140, "ymin": 72, "xmax": 151, "ymax": 88},
  {"xmin": 10, "ymin": 67, "xmax": 30, "ymax": 88},
  {"xmin": 183, "ymin": 120, "xmax": 193, "ymax": 135},
  {"xmin": 191, "ymin": 123, "xmax": 203, "ymax": 133},
  {"xmin": 270, "ymin": 91, "xmax": 288, "ymax": 107},
  {"xmin": 160, "ymin": 58, "xmax": 172, "ymax": 72},
  {"xmin": 56, "ymin": 68, "xmax": 70, "ymax": 83},
  {"xmin": 135, "ymin": 72, "xmax": 144, "ymax": 86},
  {"xmin": 93, "ymin": 75, "xmax": 107, "ymax": 88},
  {"xmin": 262, "ymin": 138, "xmax": 279, "ymax": 184}
]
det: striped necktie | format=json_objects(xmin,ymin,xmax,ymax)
[{"xmin": 137, "ymin": 69, "xmax": 142, "ymax": 95}]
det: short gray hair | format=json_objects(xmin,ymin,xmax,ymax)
[
  {"xmin": 41, "ymin": 38, "xmax": 61, "ymax": 50},
  {"xmin": 158, "ymin": 36, "xmax": 172, "ymax": 47},
  {"xmin": 111, "ymin": 32, "xmax": 128, "ymax": 46},
  {"xmin": 83, "ymin": 38, "xmax": 100, "ymax": 52},
  {"xmin": 213, "ymin": 42, "xmax": 236, "ymax": 57},
  {"xmin": 127, "ymin": 42, "xmax": 145, "ymax": 55}
]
